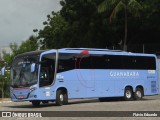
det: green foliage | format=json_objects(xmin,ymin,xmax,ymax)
[
  {"xmin": 2, "ymin": 36, "xmax": 38, "ymax": 65},
  {"xmin": 38, "ymin": 0, "xmax": 116, "ymax": 49},
  {"xmin": 98, "ymin": 0, "xmax": 142, "ymax": 50},
  {"xmin": 0, "ymin": 60, "xmax": 10, "ymax": 98},
  {"xmin": 38, "ymin": 12, "xmax": 69, "ymax": 49},
  {"xmin": 0, "ymin": 72, "xmax": 10, "ymax": 98},
  {"xmin": 18, "ymin": 36, "xmax": 38, "ymax": 53},
  {"xmin": 59, "ymin": 0, "xmax": 108, "ymax": 48},
  {"xmin": 139, "ymin": 0, "xmax": 160, "ymax": 42}
]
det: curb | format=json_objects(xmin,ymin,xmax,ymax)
[
  {"xmin": 0, "ymin": 98, "xmax": 12, "ymax": 103},
  {"xmin": 0, "ymin": 101, "xmax": 12, "ymax": 103}
]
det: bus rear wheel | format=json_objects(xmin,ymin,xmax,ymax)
[
  {"xmin": 42, "ymin": 101, "xmax": 49, "ymax": 104},
  {"xmin": 99, "ymin": 98, "xmax": 106, "ymax": 102},
  {"xmin": 56, "ymin": 89, "xmax": 68, "ymax": 106},
  {"xmin": 32, "ymin": 100, "xmax": 40, "ymax": 107},
  {"xmin": 134, "ymin": 87, "xmax": 143, "ymax": 100},
  {"xmin": 124, "ymin": 87, "xmax": 133, "ymax": 101}
]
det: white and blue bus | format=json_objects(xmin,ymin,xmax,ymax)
[{"xmin": 1, "ymin": 48, "xmax": 159, "ymax": 106}]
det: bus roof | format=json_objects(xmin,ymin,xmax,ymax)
[
  {"xmin": 14, "ymin": 48, "xmax": 156, "ymax": 58},
  {"xmin": 58, "ymin": 48, "xmax": 156, "ymax": 57},
  {"xmin": 60, "ymin": 48, "xmax": 123, "ymax": 52}
]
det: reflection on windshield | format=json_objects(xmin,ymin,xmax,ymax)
[
  {"xmin": 11, "ymin": 65, "xmax": 37, "ymax": 87},
  {"xmin": 11, "ymin": 56, "xmax": 39, "ymax": 88}
]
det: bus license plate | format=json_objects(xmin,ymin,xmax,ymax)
[{"xmin": 18, "ymin": 96, "xmax": 24, "ymax": 99}]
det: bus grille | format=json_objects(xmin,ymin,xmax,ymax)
[{"xmin": 151, "ymin": 81, "xmax": 157, "ymax": 93}]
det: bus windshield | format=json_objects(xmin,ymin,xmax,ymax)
[{"xmin": 11, "ymin": 55, "xmax": 39, "ymax": 88}]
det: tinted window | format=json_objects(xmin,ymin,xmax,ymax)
[
  {"xmin": 39, "ymin": 53, "xmax": 56, "ymax": 87},
  {"xmin": 91, "ymin": 55, "xmax": 107, "ymax": 69},
  {"xmin": 79, "ymin": 55, "xmax": 93, "ymax": 69},
  {"xmin": 92, "ymin": 55, "xmax": 156, "ymax": 70},
  {"xmin": 58, "ymin": 53, "xmax": 76, "ymax": 72},
  {"xmin": 146, "ymin": 57, "xmax": 156, "ymax": 70},
  {"xmin": 57, "ymin": 53, "xmax": 156, "ymax": 71}
]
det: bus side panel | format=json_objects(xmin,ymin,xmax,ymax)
[
  {"xmin": 84, "ymin": 70, "xmax": 115, "ymax": 98},
  {"xmin": 55, "ymin": 69, "xmax": 115, "ymax": 99},
  {"xmin": 55, "ymin": 70, "xmax": 87, "ymax": 99},
  {"xmin": 54, "ymin": 69, "xmax": 159, "ymax": 99}
]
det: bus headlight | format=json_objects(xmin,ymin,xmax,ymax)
[{"xmin": 30, "ymin": 87, "xmax": 37, "ymax": 93}]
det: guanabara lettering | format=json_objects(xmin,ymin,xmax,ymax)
[{"xmin": 110, "ymin": 71, "xmax": 139, "ymax": 77}]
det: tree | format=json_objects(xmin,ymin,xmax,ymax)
[
  {"xmin": 137, "ymin": 0, "xmax": 160, "ymax": 44},
  {"xmin": 2, "ymin": 35, "xmax": 38, "ymax": 65},
  {"xmin": 37, "ymin": 12, "xmax": 69, "ymax": 49},
  {"xmin": 98, "ymin": 0, "xmax": 142, "ymax": 51},
  {"xmin": 18, "ymin": 36, "xmax": 38, "ymax": 53},
  {"xmin": 60, "ymin": 0, "xmax": 111, "ymax": 48},
  {"xmin": 38, "ymin": 0, "xmax": 117, "ymax": 49},
  {"xmin": 0, "ymin": 60, "xmax": 10, "ymax": 98}
]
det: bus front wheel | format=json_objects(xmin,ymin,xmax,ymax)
[
  {"xmin": 124, "ymin": 87, "xmax": 133, "ymax": 101},
  {"xmin": 56, "ymin": 89, "xmax": 68, "ymax": 106},
  {"xmin": 134, "ymin": 87, "xmax": 143, "ymax": 100},
  {"xmin": 32, "ymin": 100, "xmax": 40, "ymax": 107}
]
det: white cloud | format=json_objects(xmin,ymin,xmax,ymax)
[{"xmin": 0, "ymin": 0, "xmax": 61, "ymax": 47}]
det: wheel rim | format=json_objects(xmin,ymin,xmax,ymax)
[
  {"xmin": 136, "ymin": 91, "xmax": 142, "ymax": 98},
  {"xmin": 60, "ymin": 94, "xmax": 64, "ymax": 102},
  {"xmin": 126, "ymin": 90, "xmax": 131, "ymax": 98}
]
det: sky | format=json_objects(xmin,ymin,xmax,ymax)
[{"xmin": 0, "ymin": 0, "xmax": 61, "ymax": 49}]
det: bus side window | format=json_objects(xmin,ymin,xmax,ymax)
[{"xmin": 58, "ymin": 53, "xmax": 75, "ymax": 73}]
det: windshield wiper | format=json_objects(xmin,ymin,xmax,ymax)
[{"xmin": 12, "ymin": 83, "xmax": 26, "ymax": 88}]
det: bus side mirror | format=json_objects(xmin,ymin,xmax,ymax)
[
  {"xmin": 22, "ymin": 63, "xmax": 26, "ymax": 68},
  {"xmin": 1, "ymin": 67, "xmax": 5, "ymax": 76},
  {"xmin": 31, "ymin": 63, "xmax": 36, "ymax": 73}
]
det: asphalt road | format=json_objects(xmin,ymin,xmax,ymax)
[{"xmin": 0, "ymin": 95, "xmax": 160, "ymax": 120}]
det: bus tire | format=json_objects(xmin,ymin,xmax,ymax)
[
  {"xmin": 124, "ymin": 87, "xmax": 133, "ymax": 101},
  {"xmin": 99, "ymin": 98, "xmax": 106, "ymax": 102},
  {"xmin": 63, "ymin": 92, "xmax": 68, "ymax": 105},
  {"xmin": 134, "ymin": 87, "xmax": 143, "ymax": 100},
  {"xmin": 42, "ymin": 101, "xmax": 49, "ymax": 104},
  {"xmin": 32, "ymin": 100, "xmax": 40, "ymax": 107},
  {"xmin": 56, "ymin": 89, "xmax": 68, "ymax": 106}
]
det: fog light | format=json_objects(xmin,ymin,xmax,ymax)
[{"xmin": 34, "ymin": 95, "xmax": 37, "ymax": 98}]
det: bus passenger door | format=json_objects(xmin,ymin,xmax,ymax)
[{"xmin": 38, "ymin": 51, "xmax": 56, "ymax": 100}]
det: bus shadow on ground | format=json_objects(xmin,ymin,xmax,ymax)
[
  {"xmin": 5, "ymin": 97, "xmax": 154, "ymax": 108},
  {"xmin": 6, "ymin": 99, "xmax": 98, "ymax": 108}
]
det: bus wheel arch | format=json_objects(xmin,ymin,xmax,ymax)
[
  {"xmin": 134, "ymin": 86, "xmax": 144, "ymax": 100},
  {"xmin": 124, "ymin": 86, "xmax": 133, "ymax": 101},
  {"xmin": 56, "ymin": 87, "xmax": 68, "ymax": 106}
]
